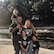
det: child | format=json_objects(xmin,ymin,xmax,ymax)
[
  {"xmin": 18, "ymin": 30, "xmax": 30, "ymax": 54},
  {"xmin": 32, "ymin": 35, "xmax": 40, "ymax": 54},
  {"xmin": 11, "ymin": 9, "xmax": 19, "ymax": 23}
]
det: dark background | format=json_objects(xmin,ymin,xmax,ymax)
[{"xmin": 0, "ymin": 0, "xmax": 54, "ymax": 27}]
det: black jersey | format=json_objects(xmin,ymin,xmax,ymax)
[
  {"xmin": 18, "ymin": 37, "xmax": 30, "ymax": 49},
  {"xmin": 9, "ymin": 22, "xmax": 22, "ymax": 42},
  {"xmin": 23, "ymin": 28, "xmax": 34, "ymax": 39},
  {"xmin": 32, "ymin": 41, "xmax": 40, "ymax": 51},
  {"xmin": 11, "ymin": 14, "xmax": 17, "ymax": 18}
]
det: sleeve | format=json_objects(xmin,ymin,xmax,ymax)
[
  {"xmin": 9, "ymin": 23, "xmax": 13, "ymax": 32},
  {"xmin": 18, "ymin": 38, "xmax": 22, "ymax": 44},
  {"xmin": 9, "ymin": 22, "xmax": 17, "ymax": 32},
  {"xmin": 18, "ymin": 41, "xmax": 22, "ymax": 44},
  {"xmin": 27, "ymin": 37, "xmax": 30, "ymax": 44},
  {"xmin": 9, "ymin": 27, "xmax": 13, "ymax": 32},
  {"xmin": 28, "ymin": 41, "xmax": 30, "ymax": 44}
]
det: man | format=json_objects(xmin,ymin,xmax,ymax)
[{"xmin": 9, "ymin": 14, "xmax": 22, "ymax": 54}]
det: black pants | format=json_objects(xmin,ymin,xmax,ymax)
[
  {"xmin": 13, "ymin": 41, "xmax": 20, "ymax": 54},
  {"xmin": 13, "ymin": 35, "xmax": 21, "ymax": 54}
]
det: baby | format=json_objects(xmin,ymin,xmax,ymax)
[{"xmin": 11, "ymin": 9, "xmax": 19, "ymax": 23}]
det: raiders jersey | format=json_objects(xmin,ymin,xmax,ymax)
[
  {"xmin": 11, "ymin": 14, "xmax": 17, "ymax": 18},
  {"xmin": 32, "ymin": 41, "xmax": 40, "ymax": 51},
  {"xmin": 18, "ymin": 37, "xmax": 30, "ymax": 49},
  {"xmin": 23, "ymin": 28, "xmax": 34, "ymax": 39}
]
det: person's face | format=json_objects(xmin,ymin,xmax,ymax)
[
  {"xmin": 22, "ymin": 31, "xmax": 26, "ymax": 37},
  {"xmin": 13, "ymin": 9, "xmax": 19, "ymax": 15},
  {"xmin": 32, "ymin": 36, "xmax": 37, "ymax": 41},
  {"xmin": 26, "ymin": 20, "xmax": 31, "ymax": 28},
  {"xmin": 17, "ymin": 17, "xmax": 22, "ymax": 23}
]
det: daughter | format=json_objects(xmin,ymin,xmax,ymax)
[
  {"xmin": 32, "ymin": 35, "xmax": 40, "ymax": 54},
  {"xmin": 18, "ymin": 30, "xmax": 30, "ymax": 54}
]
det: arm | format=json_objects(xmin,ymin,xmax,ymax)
[
  {"xmin": 10, "ymin": 24, "xmax": 21, "ymax": 33},
  {"xmin": 25, "ymin": 44, "xmax": 29, "ymax": 51},
  {"xmin": 9, "ymin": 23, "xmax": 17, "ymax": 33},
  {"xmin": 11, "ymin": 15, "xmax": 16, "ymax": 21},
  {"xmin": 25, "ymin": 40, "xmax": 30, "ymax": 51},
  {"xmin": 11, "ymin": 27, "xmax": 17, "ymax": 33},
  {"xmin": 20, "ymin": 44, "xmax": 26, "ymax": 52}
]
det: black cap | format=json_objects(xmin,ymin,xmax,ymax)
[
  {"xmin": 13, "ymin": 15, "xmax": 17, "ymax": 18},
  {"xmin": 11, "ymin": 15, "xmax": 17, "ymax": 18}
]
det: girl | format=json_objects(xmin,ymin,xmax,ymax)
[
  {"xmin": 18, "ymin": 30, "xmax": 30, "ymax": 54},
  {"xmin": 32, "ymin": 36, "xmax": 40, "ymax": 54},
  {"xmin": 23, "ymin": 19, "xmax": 36, "ymax": 54}
]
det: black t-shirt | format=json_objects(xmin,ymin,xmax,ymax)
[
  {"xmin": 23, "ymin": 28, "xmax": 34, "ymax": 39},
  {"xmin": 9, "ymin": 22, "xmax": 22, "ymax": 42},
  {"xmin": 18, "ymin": 37, "xmax": 30, "ymax": 49},
  {"xmin": 11, "ymin": 14, "xmax": 17, "ymax": 19},
  {"xmin": 32, "ymin": 41, "xmax": 40, "ymax": 51}
]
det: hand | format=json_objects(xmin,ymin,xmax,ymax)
[
  {"xmin": 25, "ymin": 48, "xmax": 28, "ymax": 52},
  {"xmin": 16, "ymin": 24, "xmax": 21, "ymax": 29},
  {"xmin": 23, "ymin": 49, "xmax": 28, "ymax": 52},
  {"xmin": 23, "ymin": 49, "xmax": 26, "ymax": 52}
]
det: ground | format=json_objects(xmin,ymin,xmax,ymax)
[{"xmin": 0, "ymin": 45, "xmax": 54, "ymax": 54}]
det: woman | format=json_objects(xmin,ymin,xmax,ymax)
[{"xmin": 23, "ymin": 19, "xmax": 37, "ymax": 54}]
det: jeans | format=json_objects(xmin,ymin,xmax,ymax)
[{"xmin": 29, "ymin": 40, "xmax": 33, "ymax": 54}]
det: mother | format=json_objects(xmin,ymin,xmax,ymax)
[{"xmin": 23, "ymin": 19, "xmax": 37, "ymax": 54}]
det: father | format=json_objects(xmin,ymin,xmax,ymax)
[{"xmin": 9, "ymin": 14, "xmax": 22, "ymax": 54}]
